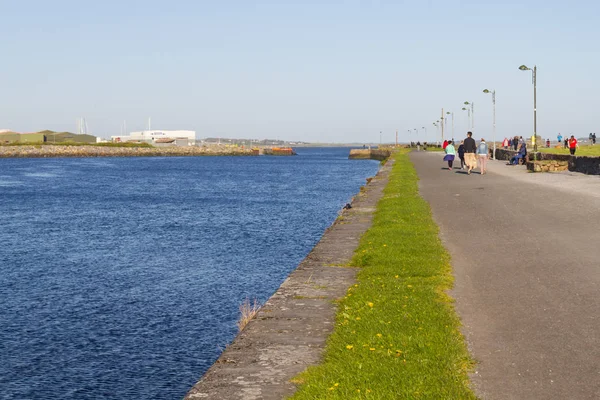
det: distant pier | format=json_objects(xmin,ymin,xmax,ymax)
[{"xmin": 348, "ymin": 148, "xmax": 391, "ymax": 161}]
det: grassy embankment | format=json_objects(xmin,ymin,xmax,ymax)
[
  {"xmin": 538, "ymin": 145, "xmax": 600, "ymax": 157},
  {"xmin": 290, "ymin": 150, "xmax": 476, "ymax": 400}
]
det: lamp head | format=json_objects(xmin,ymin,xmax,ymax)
[
  {"xmin": 483, "ymin": 89, "xmax": 490, "ymax": 93},
  {"xmin": 446, "ymin": 111, "xmax": 451, "ymax": 115},
  {"xmin": 519, "ymin": 65, "xmax": 530, "ymax": 71},
  {"xmin": 464, "ymin": 101, "xmax": 470, "ymax": 105},
  {"xmin": 462, "ymin": 107, "xmax": 467, "ymax": 111}
]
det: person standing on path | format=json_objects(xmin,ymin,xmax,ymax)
[
  {"xmin": 502, "ymin": 137, "xmax": 509, "ymax": 149},
  {"xmin": 443, "ymin": 140, "xmax": 456, "ymax": 170},
  {"xmin": 458, "ymin": 140, "xmax": 466, "ymax": 169},
  {"xmin": 569, "ymin": 135, "xmax": 578, "ymax": 155},
  {"xmin": 478, "ymin": 138, "xmax": 489, "ymax": 175},
  {"xmin": 557, "ymin": 133, "xmax": 563, "ymax": 144},
  {"xmin": 463, "ymin": 132, "xmax": 477, "ymax": 175}
]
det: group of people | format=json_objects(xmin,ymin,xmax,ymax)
[
  {"xmin": 557, "ymin": 134, "xmax": 580, "ymax": 155},
  {"xmin": 502, "ymin": 136, "xmax": 524, "ymax": 151},
  {"xmin": 442, "ymin": 132, "xmax": 488, "ymax": 175},
  {"xmin": 502, "ymin": 134, "xmax": 582, "ymax": 156}
]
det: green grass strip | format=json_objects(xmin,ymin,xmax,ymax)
[
  {"xmin": 538, "ymin": 144, "xmax": 600, "ymax": 156},
  {"xmin": 289, "ymin": 150, "xmax": 477, "ymax": 400}
]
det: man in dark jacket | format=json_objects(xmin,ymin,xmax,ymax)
[
  {"xmin": 463, "ymin": 131, "xmax": 477, "ymax": 175},
  {"xmin": 457, "ymin": 140, "xmax": 466, "ymax": 169}
]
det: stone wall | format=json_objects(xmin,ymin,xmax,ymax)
[{"xmin": 493, "ymin": 148, "xmax": 600, "ymax": 175}]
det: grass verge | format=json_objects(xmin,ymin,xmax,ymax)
[
  {"xmin": 289, "ymin": 149, "xmax": 476, "ymax": 400},
  {"xmin": 538, "ymin": 145, "xmax": 600, "ymax": 157}
]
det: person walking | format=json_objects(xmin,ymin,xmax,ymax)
[
  {"xmin": 502, "ymin": 137, "xmax": 509, "ymax": 149},
  {"xmin": 569, "ymin": 135, "xmax": 578, "ymax": 155},
  {"xmin": 593, "ymin": 133, "xmax": 596, "ymax": 145},
  {"xmin": 557, "ymin": 133, "xmax": 563, "ymax": 144},
  {"xmin": 478, "ymin": 138, "xmax": 489, "ymax": 175},
  {"xmin": 458, "ymin": 140, "xmax": 466, "ymax": 169},
  {"xmin": 443, "ymin": 140, "xmax": 456, "ymax": 171},
  {"xmin": 513, "ymin": 136, "xmax": 519, "ymax": 151},
  {"xmin": 463, "ymin": 132, "xmax": 477, "ymax": 175}
]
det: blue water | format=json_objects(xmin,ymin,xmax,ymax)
[{"xmin": 0, "ymin": 147, "xmax": 379, "ymax": 399}]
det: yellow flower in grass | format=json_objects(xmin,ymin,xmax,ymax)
[
  {"xmin": 407, "ymin": 284, "xmax": 413, "ymax": 288},
  {"xmin": 355, "ymin": 316, "xmax": 361, "ymax": 320},
  {"xmin": 346, "ymin": 344, "xmax": 354, "ymax": 350},
  {"xmin": 376, "ymin": 333, "xmax": 382, "ymax": 338},
  {"xmin": 367, "ymin": 302, "xmax": 374, "ymax": 308},
  {"xmin": 369, "ymin": 348, "xmax": 376, "ymax": 351}
]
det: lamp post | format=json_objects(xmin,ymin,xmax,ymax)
[
  {"xmin": 483, "ymin": 89, "xmax": 496, "ymax": 159},
  {"xmin": 464, "ymin": 101, "xmax": 474, "ymax": 131},
  {"xmin": 422, "ymin": 126, "xmax": 426, "ymax": 142},
  {"xmin": 445, "ymin": 111, "xmax": 454, "ymax": 141},
  {"xmin": 461, "ymin": 107, "xmax": 470, "ymax": 130},
  {"xmin": 433, "ymin": 122, "xmax": 439, "ymax": 145},
  {"xmin": 519, "ymin": 65, "xmax": 537, "ymax": 154}
]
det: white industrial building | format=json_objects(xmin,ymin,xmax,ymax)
[{"xmin": 111, "ymin": 130, "xmax": 196, "ymax": 146}]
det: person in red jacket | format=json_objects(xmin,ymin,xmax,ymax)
[
  {"xmin": 442, "ymin": 139, "xmax": 448, "ymax": 150},
  {"xmin": 568, "ymin": 135, "xmax": 578, "ymax": 155}
]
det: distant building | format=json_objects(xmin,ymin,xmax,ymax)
[{"xmin": 111, "ymin": 130, "xmax": 196, "ymax": 146}]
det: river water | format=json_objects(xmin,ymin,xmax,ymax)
[{"xmin": 0, "ymin": 147, "xmax": 379, "ymax": 399}]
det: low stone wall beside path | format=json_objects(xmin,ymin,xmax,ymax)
[{"xmin": 493, "ymin": 148, "xmax": 600, "ymax": 175}]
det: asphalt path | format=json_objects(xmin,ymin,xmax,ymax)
[{"xmin": 410, "ymin": 151, "xmax": 600, "ymax": 400}]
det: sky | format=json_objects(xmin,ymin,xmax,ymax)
[{"xmin": 1, "ymin": 0, "xmax": 599, "ymax": 143}]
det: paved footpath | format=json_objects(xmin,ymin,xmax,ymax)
[{"xmin": 411, "ymin": 151, "xmax": 600, "ymax": 400}]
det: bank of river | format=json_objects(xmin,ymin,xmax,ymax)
[
  {"xmin": 0, "ymin": 145, "xmax": 255, "ymax": 158},
  {"xmin": 185, "ymin": 156, "xmax": 392, "ymax": 399}
]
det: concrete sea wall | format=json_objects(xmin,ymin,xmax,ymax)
[
  {"xmin": 184, "ymin": 159, "xmax": 393, "ymax": 400},
  {"xmin": 348, "ymin": 149, "xmax": 391, "ymax": 161}
]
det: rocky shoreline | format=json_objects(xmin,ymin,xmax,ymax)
[{"xmin": 0, "ymin": 145, "xmax": 257, "ymax": 158}]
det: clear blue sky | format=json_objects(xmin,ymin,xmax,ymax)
[{"xmin": 1, "ymin": 0, "xmax": 598, "ymax": 143}]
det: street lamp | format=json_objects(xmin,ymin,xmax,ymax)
[
  {"xmin": 461, "ymin": 107, "xmax": 470, "ymax": 130},
  {"xmin": 422, "ymin": 126, "xmax": 426, "ymax": 142},
  {"xmin": 446, "ymin": 111, "xmax": 454, "ymax": 140},
  {"xmin": 519, "ymin": 64, "xmax": 537, "ymax": 154},
  {"xmin": 483, "ymin": 89, "xmax": 496, "ymax": 159},
  {"xmin": 464, "ymin": 101, "xmax": 474, "ymax": 131}
]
